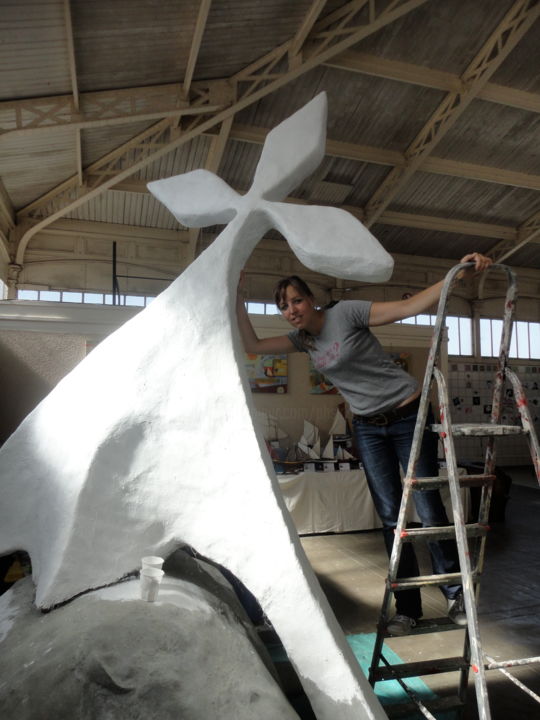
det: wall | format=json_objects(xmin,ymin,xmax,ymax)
[
  {"xmin": 0, "ymin": 329, "xmax": 86, "ymax": 445},
  {"xmin": 0, "ymin": 302, "xmax": 139, "ymax": 446},
  {"xmin": 447, "ymin": 359, "xmax": 540, "ymax": 466},
  {"xmin": 18, "ymin": 219, "xmax": 192, "ymax": 298}
]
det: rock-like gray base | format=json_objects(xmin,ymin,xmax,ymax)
[{"xmin": 0, "ymin": 552, "xmax": 299, "ymax": 720}]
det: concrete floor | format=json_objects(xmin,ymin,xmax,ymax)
[{"xmin": 298, "ymin": 466, "xmax": 540, "ymax": 719}]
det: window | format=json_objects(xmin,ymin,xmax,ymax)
[
  {"xmin": 39, "ymin": 290, "xmax": 61, "ymax": 302},
  {"xmin": 246, "ymin": 301, "xmax": 281, "ymax": 315},
  {"xmin": 396, "ymin": 314, "xmax": 472, "ymax": 356},
  {"xmin": 447, "ymin": 316, "xmax": 472, "ymax": 356},
  {"xmin": 396, "ymin": 314, "xmax": 437, "ymax": 326},
  {"xmin": 125, "ymin": 295, "xmax": 145, "ymax": 307},
  {"xmin": 83, "ymin": 292, "xmax": 104, "ymax": 304},
  {"xmin": 17, "ymin": 289, "xmax": 39, "ymax": 300},
  {"xmin": 247, "ymin": 301, "xmax": 266, "ymax": 314},
  {"xmin": 16, "ymin": 288, "xmax": 156, "ymax": 307},
  {"xmin": 480, "ymin": 319, "xmax": 540, "ymax": 359},
  {"xmin": 62, "ymin": 291, "xmax": 83, "ymax": 303}
]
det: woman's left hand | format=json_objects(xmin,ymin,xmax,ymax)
[
  {"xmin": 459, "ymin": 252, "xmax": 492, "ymax": 273},
  {"xmin": 456, "ymin": 252, "xmax": 492, "ymax": 280}
]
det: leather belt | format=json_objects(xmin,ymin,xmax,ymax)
[{"xmin": 353, "ymin": 396, "xmax": 420, "ymax": 427}]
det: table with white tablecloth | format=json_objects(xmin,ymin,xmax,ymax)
[{"xmin": 278, "ymin": 468, "xmax": 468, "ymax": 535}]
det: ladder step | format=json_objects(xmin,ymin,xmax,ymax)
[
  {"xmin": 371, "ymin": 655, "xmax": 467, "ymax": 681},
  {"xmin": 409, "ymin": 473, "xmax": 495, "ymax": 491},
  {"xmin": 384, "ymin": 694, "xmax": 464, "ymax": 718},
  {"xmin": 399, "ymin": 522, "xmax": 489, "ymax": 542},
  {"xmin": 381, "ymin": 616, "xmax": 466, "ymax": 638},
  {"xmin": 388, "ymin": 570, "xmax": 478, "ymax": 591},
  {"xmin": 431, "ymin": 423, "xmax": 525, "ymax": 436},
  {"xmin": 405, "ymin": 616, "xmax": 466, "ymax": 635}
]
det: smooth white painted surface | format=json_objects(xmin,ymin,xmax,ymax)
[{"xmin": 0, "ymin": 93, "xmax": 392, "ymax": 719}]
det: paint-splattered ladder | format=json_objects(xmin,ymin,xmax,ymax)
[{"xmin": 368, "ymin": 262, "xmax": 540, "ymax": 720}]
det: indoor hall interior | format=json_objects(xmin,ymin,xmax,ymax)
[{"xmin": 1, "ymin": 2, "xmax": 540, "ymax": 719}]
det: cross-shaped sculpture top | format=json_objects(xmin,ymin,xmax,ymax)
[{"xmin": 148, "ymin": 93, "xmax": 394, "ymax": 283}]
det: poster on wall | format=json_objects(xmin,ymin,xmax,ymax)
[
  {"xmin": 245, "ymin": 353, "xmax": 288, "ymax": 393},
  {"xmin": 308, "ymin": 360, "xmax": 338, "ymax": 395}
]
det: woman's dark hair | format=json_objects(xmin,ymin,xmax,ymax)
[{"xmin": 273, "ymin": 275, "xmax": 315, "ymax": 308}]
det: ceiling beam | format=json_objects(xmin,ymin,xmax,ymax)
[
  {"xmin": 487, "ymin": 208, "xmax": 540, "ymax": 262},
  {"xmin": 4, "ymin": 56, "xmax": 538, "ymax": 139},
  {"xmin": 363, "ymin": 0, "xmax": 540, "ymax": 227},
  {"xmin": 0, "ymin": 83, "xmax": 226, "ymax": 135},
  {"xmin": 3, "ymin": 11, "xmax": 539, "ymax": 140},
  {"xmin": 228, "ymin": 123, "xmax": 540, "ymax": 191},
  {"xmin": 63, "ymin": 0, "xmax": 84, "ymax": 187},
  {"xmin": 205, "ymin": 117, "xmax": 234, "ymax": 175},
  {"xmin": 324, "ymin": 50, "xmax": 461, "ymax": 92},
  {"xmin": 290, "ymin": 0, "xmax": 329, "ymax": 58},
  {"xmin": 63, "ymin": 0, "xmax": 79, "ymax": 110},
  {"xmin": 36, "ymin": 217, "xmax": 190, "ymax": 244},
  {"xmin": 324, "ymin": 50, "xmax": 540, "ymax": 114},
  {"xmin": 13, "ymin": 0, "xmax": 432, "ymax": 265},
  {"xmin": 0, "ymin": 177, "xmax": 15, "ymax": 233},
  {"xmin": 110, "ymin": 177, "xmax": 524, "ymax": 243},
  {"xmin": 183, "ymin": 0, "xmax": 212, "ymax": 96},
  {"xmin": 376, "ymin": 210, "xmax": 517, "ymax": 241},
  {"xmin": 172, "ymin": 0, "xmax": 213, "ymax": 132},
  {"xmin": 0, "ymin": 231, "xmax": 9, "ymax": 264},
  {"xmin": 476, "ymin": 82, "xmax": 540, "ymax": 114},
  {"xmin": 420, "ymin": 156, "xmax": 540, "ymax": 190}
]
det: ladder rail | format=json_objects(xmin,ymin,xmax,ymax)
[
  {"xmin": 433, "ymin": 366, "xmax": 490, "ymax": 718},
  {"xmin": 384, "ymin": 262, "xmax": 486, "ymax": 620},
  {"xmin": 370, "ymin": 262, "xmax": 479, "ymax": 692},
  {"xmin": 387, "ymin": 263, "xmax": 516, "ymax": 585},
  {"xmin": 370, "ymin": 262, "xmax": 474, "ymax": 688},
  {"xmin": 506, "ymin": 368, "xmax": 540, "ymax": 484},
  {"xmin": 481, "ymin": 264, "xmax": 518, "ymax": 522},
  {"xmin": 369, "ymin": 262, "xmax": 530, "ymax": 720}
]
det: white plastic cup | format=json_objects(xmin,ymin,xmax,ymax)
[
  {"xmin": 141, "ymin": 555, "xmax": 164, "ymax": 570},
  {"xmin": 140, "ymin": 566, "xmax": 164, "ymax": 602}
]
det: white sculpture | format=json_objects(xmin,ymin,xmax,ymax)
[{"xmin": 0, "ymin": 93, "xmax": 393, "ymax": 719}]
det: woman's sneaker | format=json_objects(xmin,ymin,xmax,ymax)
[
  {"xmin": 448, "ymin": 592, "xmax": 467, "ymax": 625},
  {"xmin": 386, "ymin": 614, "xmax": 417, "ymax": 636}
]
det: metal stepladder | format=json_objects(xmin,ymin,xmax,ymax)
[{"xmin": 368, "ymin": 262, "xmax": 540, "ymax": 720}]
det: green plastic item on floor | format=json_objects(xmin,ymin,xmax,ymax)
[{"xmin": 346, "ymin": 633, "xmax": 456, "ymax": 719}]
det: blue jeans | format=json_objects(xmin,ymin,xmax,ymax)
[{"xmin": 353, "ymin": 406, "xmax": 461, "ymax": 619}]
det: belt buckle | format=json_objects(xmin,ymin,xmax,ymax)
[{"xmin": 371, "ymin": 413, "xmax": 389, "ymax": 426}]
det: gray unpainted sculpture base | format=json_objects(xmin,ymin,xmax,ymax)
[{"xmin": 0, "ymin": 567, "xmax": 300, "ymax": 720}]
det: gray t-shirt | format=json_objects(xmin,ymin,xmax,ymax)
[{"xmin": 288, "ymin": 300, "xmax": 418, "ymax": 416}]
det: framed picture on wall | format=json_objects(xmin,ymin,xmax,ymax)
[
  {"xmin": 308, "ymin": 360, "xmax": 338, "ymax": 395},
  {"xmin": 245, "ymin": 353, "xmax": 288, "ymax": 393}
]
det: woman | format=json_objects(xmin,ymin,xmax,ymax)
[{"xmin": 237, "ymin": 252, "xmax": 492, "ymax": 635}]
